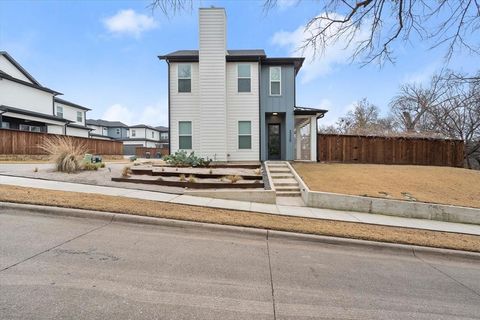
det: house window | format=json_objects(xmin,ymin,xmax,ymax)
[
  {"xmin": 160, "ymin": 132, "xmax": 168, "ymax": 140},
  {"xmin": 237, "ymin": 64, "xmax": 251, "ymax": 93},
  {"xmin": 238, "ymin": 121, "xmax": 252, "ymax": 149},
  {"xmin": 270, "ymin": 66, "xmax": 281, "ymax": 95},
  {"xmin": 131, "ymin": 129, "xmax": 136, "ymax": 137},
  {"xmin": 179, "ymin": 121, "xmax": 192, "ymax": 149},
  {"xmin": 178, "ymin": 64, "xmax": 191, "ymax": 93},
  {"xmin": 56, "ymin": 106, "xmax": 63, "ymax": 118},
  {"xmin": 116, "ymin": 128, "xmax": 120, "ymax": 135},
  {"xmin": 152, "ymin": 131, "xmax": 155, "ymax": 138},
  {"xmin": 76, "ymin": 111, "xmax": 83, "ymax": 123}
]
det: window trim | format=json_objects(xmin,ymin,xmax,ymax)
[
  {"xmin": 237, "ymin": 63, "xmax": 251, "ymax": 93},
  {"xmin": 238, "ymin": 120, "xmax": 252, "ymax": 150},
  {"xmin": 131, "ymin": 129, "xmax": 136, "ymax": 137},
  {"xmin": 177, "ymin": 63, "xmax": 192, "ymax": 93},
  {"xmin": 178, "ymin": 121, "xmax": 192, "ymax": 150},
  {"xmin": 269, "ymin": 66, "xmax": 282, "ymax": 96},
  {"xmin": 76, "ymin": 111, "xmax": 83, "ymax": 123}
]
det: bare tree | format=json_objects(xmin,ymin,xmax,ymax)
[
  {"xmin": 337, "ymin": 98, "xmax": 393, "ymax": 134},
  {"xmin": 151, "ymin": 0, "xmax": 480, "ymax": 64},
  {"xmin": 389, "ymin": 74, "xmax": 447, "ymax": 133},
  {"xmin": 427, "ymin": 73, "xmax": 480, "ymax": 168}
]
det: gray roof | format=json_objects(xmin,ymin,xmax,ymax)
[
  {"xmin": 159, "ymin": 49, "xmax": 267, "ymax": 61},
  {"xmin": 0, "ymin": 70, "xmax": 60, "ymax": 95},
  {"xmin": 86, "ymin": 119, "xmax": 128, "ymax": 128},
  {"xmin": 155, "ymin": 126, "xmax": 168, "ymax": 131},
  {"xmin": 130, "ymin": 124, "xmax": 162, "ymax": 131},
  {"xmin": 54, "ymin": 97, "xmax": 91, "ymax": 111}
]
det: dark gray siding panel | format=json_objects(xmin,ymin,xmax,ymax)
[
  {"xmin": 260, "ymin": 64, "xmax": 296, "ymax": 161},
  {"xmin": 107, "ymin": 127, "xmax": 129, "ymax": 139}
]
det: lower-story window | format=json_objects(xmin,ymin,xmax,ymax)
[
  {"xmin": 238, "ymin": 121, "xmax": 252, "ymax": 149},
  {"xmin": 179, "ymin": 121, "xmax": 192, "ymax": 149}
]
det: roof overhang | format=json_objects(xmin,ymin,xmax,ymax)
[
  {"xmin": 294, "ymin": 106, "xmax": 328, "ymax": 118},
  {"xmin": 0, "ymin": 71, "xmax": 61, "ymax": 95}
]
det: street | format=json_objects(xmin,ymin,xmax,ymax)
[{"xmin": 1, "ymin": 208, "xmax": 480, "ymax": 319}]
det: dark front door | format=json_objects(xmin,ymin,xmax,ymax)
[{"xmin": 268, "ymin": 124, "xmax": 281, "ymax": 160}]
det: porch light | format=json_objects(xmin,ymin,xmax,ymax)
[{"xmin": 272, "ymin": 112, "xmax": 278, "ymax": 116}]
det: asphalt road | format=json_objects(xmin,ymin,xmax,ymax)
[{"xmin": 1, "ymin": 208, "xmax": 480, "ymax": 319}]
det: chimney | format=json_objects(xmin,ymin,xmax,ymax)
[{"xmin": 198, "ymin": 8, "xmax": 228, "ymax": 161}]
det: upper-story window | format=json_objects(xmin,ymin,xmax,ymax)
[
  {"xmin": 152, "ymin": 131, "xmax": 155, "ymax": 138},
  {"xmin": 178, "ymin": 64, "xmax": 191, "ymax": 93},
  {"xmin": 76, "ymin": 111, "xmax": 83, "ymax": 123},
  {"xmin": 269, "ymin": 66, "xmax": 281, "ymax": 96},
  {"xmin": 237, "ymin": 64, "xmax": 251, "ymax": 93},
  {"xmin": 131, "ymin": 129, "xmax": 136, "ymax": 137},
  {"xmin": 160, "ymin": 132, "xmax": 168, "ymax": 140},
  {"xmin": 56, "ymin": 105, "xmax": 63, "ymax": 118}
]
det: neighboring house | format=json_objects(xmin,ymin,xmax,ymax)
[
  {"xmin": 159, "ymin": 8, "xmax": 327, "ymax": 162},
  {"xmin": 155, "ymin": 125, "xmax": 169, "ymax": 149},
  {"xmin": 125, "ymin": 124, "xmax": 163, "ymax": 147},
  {"xmin": 86, "ymin": 120, "xmax": 169, "ymax": 155},
  {"xmin": 86, "ymin": 119, "xmax": 129, "ymax": 140},
  {"xmin": 0, "ymin": 51, "xmax": 91, "ymax": 137}
]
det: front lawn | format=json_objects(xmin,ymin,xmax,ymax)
[{"xmin": 292, "ymin": 163, "xmax": 480, "ymax": 209}]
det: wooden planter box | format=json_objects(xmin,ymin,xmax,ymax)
[{"xmin": 131, "ymin": 168, "xmax": 262, "ymax": 180}]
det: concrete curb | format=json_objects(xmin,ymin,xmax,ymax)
[{"xmin": 2, "ymin": 201, "xmax": 480, "ymax": 260}]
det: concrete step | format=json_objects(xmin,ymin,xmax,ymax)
[
  {"xmin": 271, "ymin": 174, "xmax": 294, "ymax": 179},
  {"xmin": 271, "ymin": 178, "xmax": 298, "ymax": 185},
  {"xmin": 269, "ymin": 168, "xmax": 291, "ymax": 173},
  {"xmin": 275, "ymin": 186, "xmax": 300, "ymax": 192},
  {"xmin": 276, "ymin": 191, "xmax": 302, "ymax": 197},
  {"xmin": 268, "ymin": 164, "xmax": 288, "ymax": 167}
]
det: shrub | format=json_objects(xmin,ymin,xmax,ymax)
[
  {"xmin": 100, "ymin": 162, "xmax": 106, "ymax": 168},
  {"xmin": 82, "ymin": 162, "xmax": 97, "ymax": 171},
  {"xmin": 188, "ymin": 175, "xmax": 196, "ymax": 183},
  {"xmin": 163, "ymin": 150, "xmax": 212, "ymax": 167},
  {"xmin": 122, "ymin": 166, "xmax": 132, "ymax": 177},
  {"xmin": 40, "ymin": 136, "xmax": 88, "ymax": 173},
  {"xmin": 179, "ymin": 174, "xmax": 186, "ymax": 182},
  {"xmin": 129, "ymin": 156, "xmax": 137, "ymax": 162},
  {"xmin": 224, "ymin": 175, "xmax": 242, "ymax": 183},
  {"xmin": 209, "ymin": 169, "xmax": 213, "ymax": 174},
  {"xmin": 254, "ymin": 168, "xmax": 261, "ymax": 175}
]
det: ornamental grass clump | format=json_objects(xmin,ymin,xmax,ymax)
[
  {"xmin": 122, "ymin": 166, "xmax": 132, "ymax": 177},
  {"xmin": 225, "ymin": 175, "xmax": 242, "ymax": 183},
  {"xmin": 40, "ymin": 136, "xmax": 87, "ymax": 173}
]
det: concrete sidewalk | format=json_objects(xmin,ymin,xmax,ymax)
[{"xmin": 1, "ymin": 174, "xmax": 480, "ymax": 236}]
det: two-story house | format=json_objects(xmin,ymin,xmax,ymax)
[
  {"xmin": 159, "ymin": 8, "xmax": 326, "ymax": 162},
  {"xmin": 0, "ymin": 51, "xmax": 92, "ymax": 137},
  {"xmin": 155, "ymin": 126, "xmax": 169, "ymax": 149},
  {"xmin": 86, "ymin": 119, "xmax": 129, "ymax": 140}
]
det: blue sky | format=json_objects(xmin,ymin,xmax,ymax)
[{"xmin": 0, "ymin": 0, "xmax": 477, "ymax": 127}]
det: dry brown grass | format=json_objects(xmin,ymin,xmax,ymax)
[
  {"xmin": 293, "ymin": 163, "xmax": 480, "ymax": 209},
  {"xmin": 0, "ymin": 185, "xmax": 479, "ymax": 252},
  {"xmin": 40, "ymin": 136, "xmax": 87, "ymax": 173}
]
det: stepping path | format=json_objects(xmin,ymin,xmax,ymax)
[{"xmin": 1, "ymin": 174, "xmax": 480, "ymax": 236}]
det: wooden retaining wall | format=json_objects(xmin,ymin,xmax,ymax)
[
  {"xmin": 0, "ymin": 129, "xmax": 123, "ymax": 155},
  {"xmin": 317, "ymin": 134, "xmax": 464, "ymax": 167}
]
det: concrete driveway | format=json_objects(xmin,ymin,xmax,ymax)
[{"xmin": 1, "ymin": 208, "xmax": 479, "ymax": 319}]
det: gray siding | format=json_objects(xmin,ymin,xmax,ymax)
[
  {"xmin": 107, "ymin": 127, "xmax": 128, "ymax": 139},
  {"xmin": 260, "ymin": 64, "xmax": 295, "ymax": 161}
]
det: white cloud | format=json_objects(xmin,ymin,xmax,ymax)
[
  {"xmin": 277, "ymin": 0, "xmax": 298, "ymax": 10},
  {"xmin": 102, "ymin": 103, "xmax": 168, "ymax": 126},
  {"xmin": 318, "ymin": 100, "xmax": 356, "ymax": 126},
  {"xmin": 271, "ymin": 12, "xmax": 370, "ymax": 84},
  {"xmin": 402, "ymin": 61, "xmax": 440, "ymax": 85},
  {"xmin": 103, "ymin": 9, "xmax": 158, "ymax": 37}
]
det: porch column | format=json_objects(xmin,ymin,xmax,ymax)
[
  {"xmin": 295, "ymin": 126, "xmax": 302, "ymax": 160},
  {"xmin": 310, "ymin": 116, "xmax": 317, "ymax": 161}
]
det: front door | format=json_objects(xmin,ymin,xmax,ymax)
[{"xmin": 268, "ymin": 124, "xmax": 281, "ymax": 160}]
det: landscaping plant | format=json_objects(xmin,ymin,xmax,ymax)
[
  {"xmin": 179, "ymin": 174, "xmax": 186, "ymax": 182},
  {"xmin": 40, "ymin": 136, "xmax": 88, "ymax": 173},
  {"xmin": 122, "ymin": 166, "xmax": 132, "ymax": 177},
  {"xmin": 225, "ymin": 175, "xmax": 242, "ymax": 183},
  {"xmin": 188, "ymin": 175, "xmax": 196, "ymax": 183},
  {"xmin": 164, "ymin": 150, "xmax": 212, "ymax": 167}
]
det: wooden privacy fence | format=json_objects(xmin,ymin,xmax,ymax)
[
  {"xmin": 135, "ymin": 147, "xmax": 169, "ymax": 158},
  {"xmin": 317, "ymin": 134, "xmax": 464, "ymax": 167},
  {"xmin": 0, "ymin": 129, "xmax": 123, "ymax": 155}
]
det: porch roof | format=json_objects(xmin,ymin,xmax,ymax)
[{"xmin": 294, "ymin": 106, "xmax": 328, "ymax": 117}]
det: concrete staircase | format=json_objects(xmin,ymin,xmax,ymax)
[{"xmin": 265, "ymin": 161, "xmax": 301, "ymax": 197}]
